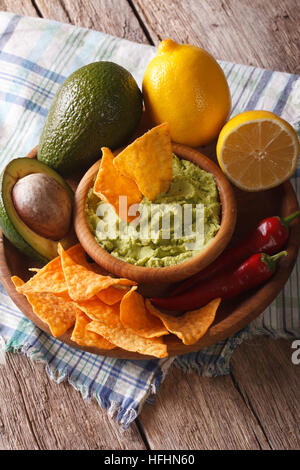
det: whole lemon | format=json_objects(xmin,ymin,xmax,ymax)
[{"xmin": 142, "ymin": 39, "xmax": 231, "ymax": 147}]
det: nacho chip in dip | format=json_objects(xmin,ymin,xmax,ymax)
[
  {"xmin": 113, "ymin": 123, "xmax": 173, "ymax": 201},
  {"xmin": 93, "ymin": 147, "xmax": 142, "ymax": 222}
]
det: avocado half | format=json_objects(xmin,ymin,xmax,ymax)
[{"xmin": 0, "ymin": 158, "xmax": 76, "ymax": 264}]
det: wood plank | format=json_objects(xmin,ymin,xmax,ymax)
[
  {"xmin": 34, "ymin": 0, "xmax": 148, "ymax": 43},
  {"xmin": 138, "ymin": 361, "xmax": 271, "ymax": 450},
  {"xmin": 231, "ymin": 337, "xmax": 300, "ymax": 450},
  {"xmin": 0, "ymin": 0, "xmax": 148, "ymax": 451},
  {"xmin": 0, "ymin": 352, "xmax": 146, "ymax": 450},
  {"xmin": 0, "ymin": 0, "xmax": 38, "ymax": 16},
  {"xmin": 139, "ymin": 337, "xmax": 300, "ymax": 450},
  {"xmin": 0, "ymin": 353, "xmax": 40, "ymax": 450},
  {"xmin": 131, "ymin": 0, "xmax": 300, "ymax": 72},
  {"xmin": 0, "ymin": 0, "xmax": 299, "ymax": 452}
]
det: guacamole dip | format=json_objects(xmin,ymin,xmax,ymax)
[{"xmin": 86, "ymin": 155, "xmax": 220, "ymax": 267}]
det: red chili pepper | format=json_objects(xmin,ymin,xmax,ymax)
[
  {"xmin": 172, "ymin": 210, "xmax": 300, "ymax": 296},
  {"xmin": 151, "ymin": 251, "xmax": 287, "ymax": 312}
]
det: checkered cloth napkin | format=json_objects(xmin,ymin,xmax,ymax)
[{"xmin": 0, "ymin": 12, "xmax": 299, "ymax": 428}]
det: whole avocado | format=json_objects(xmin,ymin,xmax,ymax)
[{"xmin": 38, "ymin": 62, "xmax": 143, "ymax": 175}]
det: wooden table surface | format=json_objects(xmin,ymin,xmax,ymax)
[{"xmin": 0, "ymin": 0, "xmax": 299, "ymax": 450}]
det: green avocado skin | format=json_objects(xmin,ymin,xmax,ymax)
[{"xmin": 38, "ymin": 61, "xmax": 143, "ymax": 175}]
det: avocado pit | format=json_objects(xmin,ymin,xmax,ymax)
[{"xmin": 12, "ymin": 173, "xmax": 72, "ymax": 240}]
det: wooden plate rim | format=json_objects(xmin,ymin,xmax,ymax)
[{"xmin": 0, "ymin": 147, "xmax": 299, "ymax": 359}]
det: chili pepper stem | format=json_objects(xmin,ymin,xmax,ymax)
[
  {"xmin": 261, "ymin": 251, "xmax": 288, "ymax": 272},
  {"xmin": 282, "ymin": 210, "xmax": 300, "ymax": 226}
]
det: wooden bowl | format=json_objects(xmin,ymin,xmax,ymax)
[{"xmin": 74, "ymin": 143, "xmax": 237, "ymax": 288}]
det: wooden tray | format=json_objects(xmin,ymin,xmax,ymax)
[{"xmin": 0, "ymin": 145, "xmax": 299, "ymax": 359}]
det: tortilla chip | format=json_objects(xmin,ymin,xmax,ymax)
[
  {"xmin": 66, "ymin": 244, "xmax": 92, "ymax": 268},
  {"xmin": 63, "ymin": 246, "xmax": 108, "ymax": 275},
  {"xmin": 87, "ymin": 320, "xmax": 168, "ymax": 358},
  {"xmin": 15, "ymin": 245, "xmax": 86, "ymax": 296},
  {"xmin": 11, "ymin": 276, "xmax": 25, "ymax": 289},
  {"xmin": 145, "ymin": 298, "xmax": 221, "ymax": 345},
  {"xmin": 75, "ymin": 297, "xmax": 120, "ymax": 327},
  {"xmin": 120, "ymin": 288, "xmax": 168, "ymax": 338},
  {"xmin": 16, "ymin": 256, "xmax": 68, "ymax": 295},
  {"xmin": 71, "ymin": 311, "xmax": 115, "ymax": 349},
  {"xmin": 94, "ymin": 147, "xmax": 142, "ymax": 221},
  {"xmin": 12, "ymin": 275, "xmax": 77, "ymax": 337},
  {"xmin": 97, "ymin": 286, "xmax": 129, "ymax": 305},
  {"xmin": 113, "ymin": 123, "xmax": 173, "ymax": 201},
  {"xmin": 58, "ymin": 244, "xmax": 136, "ymax": 301}
]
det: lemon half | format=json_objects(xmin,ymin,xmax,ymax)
[{"xmin": 217, "ymin": 110, "xmax": 299, "ymax": 191}]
